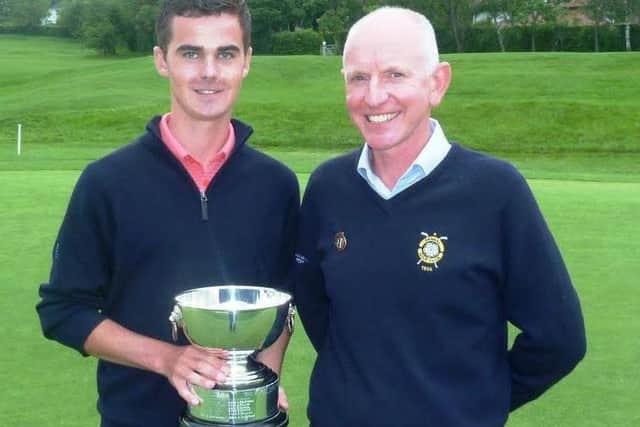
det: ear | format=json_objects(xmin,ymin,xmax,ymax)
[
  {"xmin": 242, "ymin": 46, "xmax": 253, "ymax": 78},
  {"xmin": 153, "ymin": 46, "xmax": 169, "ymax": 78},
  {"xmin": 428, "ymin": 62, "xmax": 451, "ymax": 108}
]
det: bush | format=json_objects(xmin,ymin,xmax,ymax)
[
  {"xmin": 440, "ymin": 24, "xmax": 640, "ymax": 53},
  {"xmin": 271, "ymin": 29, "xmax": 323, "ymax": 55},
  {"xmin": 0, "ymin": 24, "xmax": 66, "ymax": 37}
]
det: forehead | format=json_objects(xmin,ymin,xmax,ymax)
[
  {"xmin": 343, "ymin": 17, "xmax": 426, "ymax": 72},
  {"xmin": 169, "ymin": 14, "xmax": 243, "ymax": 50}
]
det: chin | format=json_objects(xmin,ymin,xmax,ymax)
[{"xmin": 363, "ymin": 134, "xmax": 398, "ymax": 150}]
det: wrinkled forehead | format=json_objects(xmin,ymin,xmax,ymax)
[{"xmin": 343, "ymin": 30, "xmax": 428, "ymax": 74}]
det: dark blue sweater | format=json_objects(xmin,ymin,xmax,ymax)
[
  {"xmin": 295, "ymin": 144, "xmax": 585, "ymax": 427},
  {"xmin": 36, "ymin": 117, "xmax": 299, "ymax": 426}
]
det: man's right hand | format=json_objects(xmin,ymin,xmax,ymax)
[
  {"xmin": 83, "ymin": 320, "xmax": 232, "ymax": 406},
  {"xmin": 162, "ymin": 345, "xmax": 230, "ymax": 405}
]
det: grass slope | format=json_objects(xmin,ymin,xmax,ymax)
[{"xmin": 1, "ymin": 35, "xmax": 639, "ymax": 156}]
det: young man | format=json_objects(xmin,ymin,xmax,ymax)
[
  {"xmin": 36, "ymin": 1, "xmax": 298, "ymax": 426},
  {"xmin": 294, "ymin": 7, "xmax": 586, "ymax": 427}
]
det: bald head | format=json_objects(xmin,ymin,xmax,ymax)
[{"xmin": 343, "ymin": 7, "xmax": 440, "ymax": 75}]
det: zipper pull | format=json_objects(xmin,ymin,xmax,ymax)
[{"xmin": 200, "ymin": 191, "xmax": 208, "ymax": 221}]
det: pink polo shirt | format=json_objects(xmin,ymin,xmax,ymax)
[{"xmin": 159, "ymin": 113, "xmax": 235, "ymax": 192}]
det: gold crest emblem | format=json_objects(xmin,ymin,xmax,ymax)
[
  {"xmin": 417, "ymin": 232, "xmax": 448, "ymax": 272},
  {"xmin": 334, "ymin": 232, "xmax": 348, "ymax": 252}
]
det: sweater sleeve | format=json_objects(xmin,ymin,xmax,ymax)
[
  {"xmin": 294, "ymin": 177, "xmax": 330, "ymax": 353},
  {"xmin": 270, "ymin": 170, "xmax": 301, "ymax": 295},
  {"xmin": 36, "ymin": 164, "xmax": 112, "ymax": 355},
  {"xmin": 501, "ymin": 172, "xmax": 586, "ymax": 410}
]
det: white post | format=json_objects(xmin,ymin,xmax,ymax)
[{"xmin": 17, "ymin": 123, "xmax": 22, "ymax": 156}]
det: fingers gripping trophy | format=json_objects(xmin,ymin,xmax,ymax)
[{"xmin": 170, "ymin": 286, "xmax": 295, "ymax": 427}]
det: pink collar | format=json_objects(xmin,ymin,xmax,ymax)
[{"xmin": 159, "ymin": 113, "xmax": 236, "ymax": 192}]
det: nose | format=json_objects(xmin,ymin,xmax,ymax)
[
  {"xmin": 364, "ymin": 78, "xmax": 389, "ymax": 107},
  {"xmin": 201, "ymin": 55, "xmax": 218, "ymax": 80}
]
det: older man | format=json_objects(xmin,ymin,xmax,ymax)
[{"xmin": 294, "ymin": 7, "xmax": 586, "ymax": 427}]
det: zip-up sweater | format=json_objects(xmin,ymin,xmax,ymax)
[
  {"xmin": 36, "ymin": 116, "xmax": 299, "ymax": 427},
  {"xmin": 295, "ymin": 143, "xmax": 586, "ymax": 427}
]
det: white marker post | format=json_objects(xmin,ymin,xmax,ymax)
[{"xmin": 17, "ymin": 123, "xmax": 22, "ymax": 156}]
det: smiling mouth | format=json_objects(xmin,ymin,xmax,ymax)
[
  {"xmin": 366, "ymin": 112, "xmax": 399, "ymax": 123},
  {"xmin": 195, "ymin": 89, "xmax": 223, "ymax": 95}
]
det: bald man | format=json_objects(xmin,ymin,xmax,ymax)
[{"xmin": 294, "ymin": 7, "xmax": 586, "ymax": 427}]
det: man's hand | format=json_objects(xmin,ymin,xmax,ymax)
[
  {"xmin": 162, "ymin": 345, "xmax": 229, "ymax": 405},
  {"xmin": 83, "ymin": 320, "xmax": 232, "ymax": 406},
  {"xmin": 278, "ymin": 386, "xmax": 289, "ymax": 411}
]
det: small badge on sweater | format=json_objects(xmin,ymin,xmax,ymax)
[
  {"xmin": 417, "ymin": 232, "xmax": 447, "ymax": 272},
  {"xmin": 334, "ymin": 231, "xmax": 348, "ymax": 252}
]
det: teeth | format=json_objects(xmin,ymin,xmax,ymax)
[
  {"xmin": 367, "ymin": 113, "xmax": 398, "ymax": 123},
  {"xmin": 196, "ymin": 89, "xmax": 218, "ymax": 94}
]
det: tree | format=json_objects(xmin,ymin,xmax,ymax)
[
  {"xmin": 475, "ymin": 0, "xmax": 512, "ymax": 52},
  {"xmin": 515, "ymin": 0, "xmax": 557, "ymax": 51},
  {"xmin": 317, "ymin": 7, "xmax": 350, "ymax": 49},
  {"xmin": 0, "ymin": 0, "xmax": 10, "ymax": 22},
  {"xmin": 251, "ymin": 0, "xmax": 289, "ymax": 53},
  {"xmin": 81, "ymin": 0, "xmax": 128, "ymax": 55},
  {"xmin": 317, "ymin": 0, "xmax": 364, "ymax": 51},
  {"xmin": 444, "ymin": 0, "xmax": 473, "ymax": 52},
  {"xmin": 614, "ymin": 0, "xmax": 640, "ymax": 50},
  {"xmin": 84, "ymin": 20, "xmax": 118, "ymax": 55},
  {"xmin": 57, "ymin": 0, "xmax": 157, "ymax": 55},
  {"xmin": 131, "ymin": 3, "xmax": 158, "ymax": 53},
  {"xmin": 585, "ymin": 0, "xmax": 616, "ymax": 52},
  {"xmin": 6, "ymin": 0, "xmax": 50, "ymax": 32},
  {"xmin": 58, "ymin": 0, "xmax": 88, "ymax": 38}
]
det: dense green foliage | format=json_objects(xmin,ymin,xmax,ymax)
[
  {"xmin": 462, "ymin": 23, "xmax": 640, "ymax": 52},
  {"xmin": 2, "ymin": 1, "xmax": 639, "ymax": 54},
  {"xmin": 271, "ymin": 28, "xmax": 324, "ymax": 55}
]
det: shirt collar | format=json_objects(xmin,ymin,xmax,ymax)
[
  {"xmin": 159, "ymin": 113, "xmax": 235, "ymax": 166},
  {"xmin": 357, "ymin": 118, "xmax": 451, "ymax": 198}
]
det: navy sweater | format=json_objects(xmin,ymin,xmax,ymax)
[
  {"xmin": 36, "ymin": 117, "xmax": 299, "ymax": 426},
  {"xmin": 295, "ymin": 144, "xmax": 586, "ymax": 427}
]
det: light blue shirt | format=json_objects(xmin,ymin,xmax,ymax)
[{"xmin": 357, "ymin": 118, "xmax": 451, "ymax": 199}]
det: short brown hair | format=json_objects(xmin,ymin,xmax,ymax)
[{"xmin": 155, "ymin": 0, "xmax": 251, "ymax": 53}]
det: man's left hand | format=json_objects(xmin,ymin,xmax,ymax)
[{"xmin": 278, "ymin": 386, "xmax": 289, "ymax": 411}]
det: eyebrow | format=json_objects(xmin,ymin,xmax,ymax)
[
  {"xmin": 176, "ymin": 44, "xmax": 202, "ymax": 53},
  {"xmin": 217, "ymin": 44, "xmax": 241, "ymax": 54},
  {"xmin": 175, "ymin": 44, "xmax": 242, "ymax": 54}
]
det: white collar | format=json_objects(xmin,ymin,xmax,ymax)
[{"xmin": 357, "ymin": 118, "xmax": 451, "ymax": 199}]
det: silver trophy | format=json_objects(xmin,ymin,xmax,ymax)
[{"xmin": 170, "ymin": 285, "xmax": 294, "ymax": 427}]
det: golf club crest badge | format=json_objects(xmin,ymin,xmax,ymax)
[
  {"xmin": 417, "ymin": 232, "xmax": 448, "ymax": 272},
  {"xmin": 334, "ymin": 231, "xmax": 348, "ymax": 252}
]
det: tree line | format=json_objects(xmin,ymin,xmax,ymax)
[{"xmin": 1, "ymin": 0, "xmax": 638, "ymax": 55}]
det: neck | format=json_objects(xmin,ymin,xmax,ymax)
[
  {"xmin": 168, "ymin": 112, "xmax": 230, "ymax": 164},
  {"xmin": 371, "ymin": 126, "xmax": 431, "ymax": 191}
]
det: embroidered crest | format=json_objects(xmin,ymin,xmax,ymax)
[
  {"xmin": 417, "ymin": 232, "xmax": 448, "ymax": 272},
  {"xmin": 334, "ymin": 232, "xmax": 348, "ymax": 252}
]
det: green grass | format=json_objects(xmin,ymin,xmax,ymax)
[
  {"xmin": 1, "ymin": 168, "xmax": 639, "ymax": 427},
  {"xmin": 1, "ymin": 35, "xmax": 639, "ymax": 155},
  {"xmin": 1, "ymin": 35, "xmax": 639, "ymax": 426}
]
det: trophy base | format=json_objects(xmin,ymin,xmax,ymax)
[{"xmin": 180, "ymin": 410, "xmax": 288, "ymax": 427}]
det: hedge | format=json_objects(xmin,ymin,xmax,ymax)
[
  {"xmin": 271, "ymin": 29, "xmax": 323, "ymax": 55},
  {"xmin": 438, "ymin": 24, "xmax": 640, "ymax": 53},
  {"xmin": 2, "ymin": 23, "xmax": 638, "ymax": 54}
]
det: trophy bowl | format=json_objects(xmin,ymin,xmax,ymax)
[{"xmin": 170, "ymin": 285, "xmax": 293, "ymax": 426}]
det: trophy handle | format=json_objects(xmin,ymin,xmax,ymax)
[
  {"xmin": 169, "ymin": 304, "xmax": 183, "ymax": 342},
  {"xmin": 286, "ymin": 303, "xmax": 296, "ymax": 335}
]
